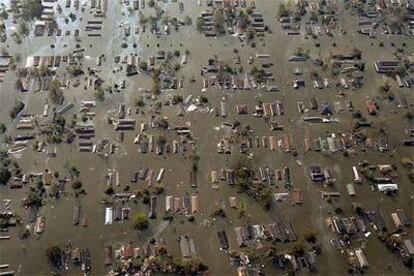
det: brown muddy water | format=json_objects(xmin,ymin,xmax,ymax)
[{"xmin": 0, "ymin": 0, "xmax": 414, "ymax": 275}]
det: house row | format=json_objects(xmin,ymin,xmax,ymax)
[
  {"xmin": 348, "ymin": 248, "xmax": 369, "ymax": 269},
  {"xmin": 374, "ymin": 60, "xmax": 402, "ymax": 73},
  {"xmin": 104, "ymin": 239, "xmax": 168, "ymax": 268},
  {"xmin": 85, "ymin": 20, "xmax": 103, "ymax": 37},
  {"xmin": 114, "ymin": 118, "xmax": 135, "ymax": 131},
  {"xmin": 210, "ymin": 166, "xmax": 292, "ymax": 186},
  {"xmin": 329, "ymin": 216, "xmax": 363, "ymax": 236},
  {"xmin": 201, "ymin": 74, "xmax": 260, "ymax": 90},
  {"xmin": 217, "ymin": 134, "xmax": 294, "ymax": 154},
  {"xmin": 218, "ymin": 0, "xmax": 256, "ymax": 8},
  {"xmin": 390, "ymin": 209, "xmax": 411, "ymax": 228},
  {"xmin": 0, "ymin": 55, "xmax": 11, "ymax": 82},
  {"xmin": 165, "ymin": 195, "xmax": 199, "ymax": 214},
  {"xmin": 134, "ymin": 134, "xmax": 191, "ymax": 155},
  {"xmin": 128, "ymin": 168, "xmax": 162, "ymax": 187},
  {"xmin": 303, "ymin": 133, "xmax": 389, "ymax": 153},
  {"xmin": 179, "ymin": 236, "xmax": 198, "ymax": 258},
  {"xmin": 25, "ymin": 55, "xmax": 79, "ymax": 68},
  {"xmin": 297, "ymin": 99, "xmax": 352, "ymax": 114},
  {"xmin": 234, "ymin": 220, "xmax": 297, "ymax": 247},
  {"xmin": 273, "ymin": 189, "xmax": 303, "ymax": 204}
]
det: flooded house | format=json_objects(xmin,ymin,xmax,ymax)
[
  {"xmin": 165, "ymin": 195, "xmax": 173, "ymax": 212},
  {"xmin": 217, "ymin": 230, "xmax": 229, "ymax": 250},
  {"xmin": 104, "ymin": 246, "xmax": 113, "ymax": 266},
  {"xmin": 73, "ymin": 205, "xmax": 81, "ymax": 225},
  {"xmin": 105, "ymin": 207, "xmax": 113, "ymax": 225},
  {"xmin": 34, "ymin": 216, "xmax": 46, "ymax": 234},
  {"xmin": 191, "ymin": 195, "xmax": 199, "ymax": 214},
  {"xmin": 149, "ymin": 196, "xmax": 157, "ymax": 219}
]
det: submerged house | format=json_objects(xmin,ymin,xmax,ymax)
[
  {"xmin": 374, "ymin": 60, "xmax": 401, "ymax": 73},
  {"xmin": 320, "ymin": 103, "xmax": 334, "ymax": 116}
]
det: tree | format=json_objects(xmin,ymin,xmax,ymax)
[
  {"xmin": 401, "ymin": 157, "xmax": 413, "ymax": 168},
  {"xmin": 134, "ymin": 96, "xmax": 145, "ymax": 107},
  {"xmin": 66, "ymin": 65, "xmax": 83, "ymax": 76},
  {"xmin": 388, "ymin": 7, "xmax": 408, "ymax": 28},
  {"xmin": 175, "ymin": 258, "xmax": 209, "ymax": 274},
  {"xmin": 15, "ymin": 78, "xmax": 24, "ymax": 91},
  {"xmin": 278, "ymin": 3, "xmax": 290, "ymax": 17},
  {"xmin": 133, "ymin": 212, "xmax": 149, "ymax": 230},
  {"xmin": 404, "ymin": 110, "xmax": 414, "ymax": 121},
  {"xmin": 408, "ymin": 169, "xmax": 414, "ymax": 183},
  {"xmin": 68, "ymin": 12, "xmax": 76, "ymax": 22},
  {"xmin": 18, "ymin": 22, "xmax": 29, "ymax": 36},
  {"xmin": 310, "ymin": 11, "xmax": 318, "ymax": 22},
  {"xmin": 184, "ymin": 15, "xmax": 192, "ymax": 25},
  {"xmin": 162, "ymin": 210, "xmax": 173, "ymax": 222},
  {"xmin": 155, "ymin": 118, "xmax": 169, "ymax": 129},
  {"xmin": 196, "ymin": 17, "xmax": 204, "ymax": 32},
  {"xmin": 94, "ymin": 88, "xmax": 105, "ymax": 102},
  {"xmin": 71, "ymin": 180, "xmax": 82, "ymax": 190},
  {"xmin": 0, "ymin": 167, "xmax": 11, "ymax": 185},
  {"xmin": 46, "ymin": 244, "xmax": 62, "ymax": 268},
  {"xmin": 39, "ymin": 65, "xmax": 52, "ymax": 77},
  {"xmin": 172, "ymin": 95, "xmax": 183, "ymax": 104},
  {"xmin": 49, "ymin": 183, "xmax": 59, "ymax": 198},
  {"xmin": 259, "ymin": 187, "xmax": 273, "ymax": 210},
  {"xmin": 200, "ymin": 96, "xmax": 208, "ymax": 104},
  {"xmin": 238, "ymin": 11, "xmax": 249, "ymax": 30},
  {"xmin": 139, "ymin": 13, "xmax": 148, "ymax": 26},
  {"xmin": 148, "ymin": 15, "xmax": 158, "ymax": 32},
  {"xmin": 290, "ymin": 242, "xmax": 305, "ymax": 256},
  {"xmin": 246, "ymin": 27, "xmax": 255, "ymax": 40},
  {"xmin": 304, "ymin": 229, "xmax": 317, "ymax": 243},
  {"xmin": 67, "ymin": 165, "xmax": 80, "ymax": 179},
  {"xmin": 138, "ymin": 61, "xmax": 148, "ymax": 71},
  {"xmin": 53, "ymin": 115, "xmax": 65, "ymax": 130},
  {"xmin": 0, "ymin": 6, "xmax": 8, "ymax": 20},
  {"xmin": 352, "ymin": 47, "xmax": 362, "ymax": 59},
  {"xmin": 11, "ymin": 32, "xmax": 22, "ymax": 44},
  {"xmin": 213, "ymin": 11, "xmax": 225, "ymax": 32},
  {"xmin": 157, "ymin": 136, "xmax": 166, "ymax": 147},
  {"xmin": 48, "ymin": 80, "xmax": 64, "ymax": 105},
  {"xmin": 155, "ymin": 102, "xmax": 162, "ymax": 110},
  {"xmin": 154, "ymin": 184, "xmax": 164, "ymax": 195},
  {"xmin": 105, "ymin": 186, "xmax": 114, "ymax": 195},
  {"xmin": 0, "ymin": 123, "xmax": 5, "ymax": 134},
  {"xmin": 21, "ymin": 0, "xmax": 44, "ymax": 21},
  {"xmin": 212, "ymin": 207, "xmax": 225, "ymax": 218},
  {"xmin": 25, "ymin": 188, "xmax": 43, "ymax": 207},
  {"xmin": 9, "ymin": 101, "xmax": 25, "ymax": 119},
  {"xmin": 238, "ymin": 202, "xmax": 247, "ymax": 218},
  {"xmin": 151, "ymin": 70, "xmax": 161, "ymax": 95},
  {"xmin": 161, "ymin": 14, "xmax": 170, "ymax": 25},
  {"xmin": 250, "ymin": 66, "xmax": 266, "ymax": 83}
]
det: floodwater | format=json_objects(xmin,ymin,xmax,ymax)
[{"xmin": 0, "ymin": 0, "xmax": 413, "ymax": 275}]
